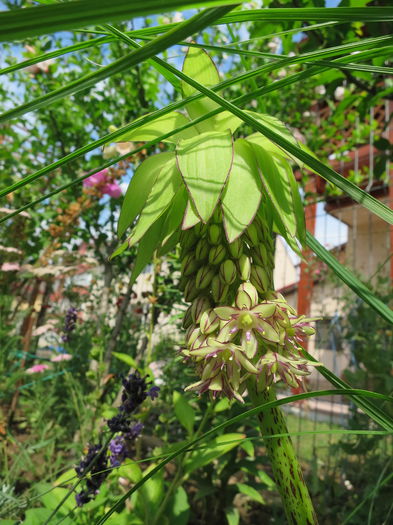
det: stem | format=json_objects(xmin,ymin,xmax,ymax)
[{"xmin": 247, "ymin": 377, "xmax": 318, "ymax": 525}]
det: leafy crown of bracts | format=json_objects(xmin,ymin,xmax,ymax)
[{"xmin": 112, "ymin": 47, "xmax": 320, "ymax": 401}]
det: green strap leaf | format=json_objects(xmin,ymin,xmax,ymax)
[
  {"xmin": 306, "ymin": 232, "xmax": 393, "ymax": 325},
  {"xmin": 0, "ymin": 0, "xmax": 240, "ymax": 42},
  {"xmin": 128, "ymin": 156, "xmax": 181, "ymax": 247},
  {"xmin": 184, "ymin": 433, "xmax": 245, "ymax": 474},
  {"xmin": 96, "ymin": 389, "xmax": 393, "ymax": 524},
  {"xmin": 173, "ymin": 391, "xmax": 196, "ymax": 435},
  {"xmin": 222, "ymin": 139, "xmax": 262, "ymax": 243},
  {"xmin": 118, "ymin": 152, "xmax": 173, "ymax": 238},
  {"xmin": 177, "ymin": 130, "xmax": 234, "ymax": 223},
  {"xmin": 0, "ymin": 5, "xmax": 235, "ymax": 124}
]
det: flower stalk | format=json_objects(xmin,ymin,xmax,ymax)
[{"xmin": 247, "ymin": 378, "xmax": 318, "ymax": 525}]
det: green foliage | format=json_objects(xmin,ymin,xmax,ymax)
[{"xmin": 1, "ymin": 2, "xmax": 393, "ymax": 525}]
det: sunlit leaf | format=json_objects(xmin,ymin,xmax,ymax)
[
  {"xmin": 109, "ymin": 111, "xmax": 197, "ymax": 144},
  {"xmin": 177, "ymin": 130, "xmax": 234, "ymax": 222},
  {"xmin": 118, "ymin": 152, "xmax": 173, "ymax": 238},
  {"xmin": 128, "ymin": 156, "xmax": 182, "ymax": 247},
  {"xmin": 182, "ymin": 46, "xmax": 221, "ymax": 133},
  {"xmin": 130, "ymin": 214, "xmax": 167, "ymax": 284},
  {"xmin": 222, "ymin": 139, "xmax": 262, "ymax": 242},
  {"xmin": 251, "ymin": 142, "xmax": 297, "ymax": 238}
]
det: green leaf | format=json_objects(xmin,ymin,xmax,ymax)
[
  {"xmin": 251, "ymin": 142, "xmax": 297, "ymax": 238},
  {"xmin": 135, "ymin": 463, "xmax": 165, "ymax": 523},
  {"xmin": 182, "ymin": 199, "xmax": 201, "ymax": 229},
  {"xmin": 0, "ymin": 1, "xmax": 240, "ymax": 43},
  {"xmin": 158, "ymin": 50, "xmax": 393, "ymax": 227},
  {"xmin": 239, "ymin": 438, "xmax": 254, "ymax": 457},
  {"xmin": 225, "ymin": 507, "xmax": 240, "ymax": 525},
  {"xmin": 129, "ymin": 213, "xmax": 167, "ymax": 284},
  {"xmin": 222, "ymin": 139, "xmax": 262, "ymax": 242},
  {"xmin": 236, "ymin": 483, "xmax": 265, "ymax": 504},
  {"xmin": 277, "ymin": 157, "xmax": 305, "ymax": 244},
  {"xmin": 177, "ymin": 130, "xmax": 233, "ymax": 222},
  {"xmin": 38, "ymin": 486, "xmax": 75, "ymax": 513},
  {"xmin": 22, "ymin": 509, "xmax": 53, "ymax": 525},
  {"xmin": 184, "ymin": 433, "xmax": 245, "ymax": 474},
  {"xmin": 182, "ymin": 47, "xmax": 221, "ymax": 133},
  {"xmin": 97, "ymin": 389, "xmax": 392, "ymax": 524},
  {"xmin": 110, "ymin": 111, "xmax": 197, "ymax": 144},
  {"xmin": 112, "ymin": 352, "xmax": 138, "ymax": 368},
  {"xmin": 128, "ymin": 155, "xmax": 181, "ymax": 247},
  {"xmin": 118, "ymin": 152, "xmax": 172, "ymax": 238},
  {"xmin": 161, "ymin": 187, "xmax": 188, "ymax": 242},
  {"xmin": 109, "ymin": 240, "xmax": 129, "ymax": 260},
  {"xmin": 173, "ymin": 391, "xmax": 195, "ymax": 435},
  {"xmin": 166, "ymin": 486, "xmax": 190, "ymax": 525}
]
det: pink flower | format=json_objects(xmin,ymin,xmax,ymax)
[
  {"xmin": 102, "ymin": 182, "xmax": 122, "ymax": 198},
  {"xmin": 1, "ymin": 262, "xmax": 20, "ymax": 271},
  {"xmin": 26, "ymin": 364, "xmax": 50, "ymax": 374},
  {"xmin": 51, "ymin": 353, "xmax": 72, "ymax": 362},
  {"xmin": 83, "ymin": 169, "xmax": 109, "ymax": 188}
]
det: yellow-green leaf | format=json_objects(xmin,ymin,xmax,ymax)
[
  {"xmin": 222, "ymin": 139, "xmax": 262, "ymax": 242},
  {"xmin": 128, "ymin": 156, "xmax": 181, "ymax": 247},
  {"xmin": 177, "ymin": 130, "xmax": 233, "ymax": 223},
  {"xmin": 118, "ymin": 151, "xmax": 172, "ymax": 238},
  {"xmin": 182, "ymin": 47, "xmax": 221, "ymax": 133},
  {"xmin": 109, "ymin": 111, "xmax": 197, "ymax": 144}
]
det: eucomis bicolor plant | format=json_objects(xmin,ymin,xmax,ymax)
[
  {"xmin": 111, "ymin": 47, "xmax": 320, "ymax": 524},
  {"xmin": 111, "ymin": 47, "xmax": 319, "ymax": 401}
]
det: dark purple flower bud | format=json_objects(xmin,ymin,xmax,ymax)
[
  {"xmin": 127, "ymin": 422, "xmax": 144, "ymax": 440},
  {"xmin": 147, "ymin": 386, "xmax": 160, "ymax": 400},
  {"xmin": 75, "ymin": 491, "xmax": 90, "ymax": 507}
]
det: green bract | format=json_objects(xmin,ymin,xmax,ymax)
[{"xmin": 113, "ymin": 47, "xmax": 305, "ymax": 283}]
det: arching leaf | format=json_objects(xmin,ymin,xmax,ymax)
[
  {"xmin": 118, "ymin": 151, "xmax": 173, "ymax": 238},
  {"xmin": 128, "ymin": 156, "xmax": 181, "ymax": 247}
]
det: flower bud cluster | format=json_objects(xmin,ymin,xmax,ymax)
[
  {"xmin": 179, "ymin": 211, "xmax": 319, "ymax": 402},
  {"xmin": 75, "ymin": 371, "xmax": 159, "ymax": 506}
]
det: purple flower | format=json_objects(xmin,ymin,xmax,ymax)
[
  {"xmin": 109, "ymin": 436, "xmax": 127, "ymax": 467},
  {"xmin": 127, "ymin": 422, "xmax": 144, "ymax": 440}
]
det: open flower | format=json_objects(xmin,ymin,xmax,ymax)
[
  {"xmin": 214, "ymin": 302, "xmax": 278, "ymax": 358},
  {"xmin": 186, "ymin": 339, "xmax": 258, "ymax": 402},
  {"xmin": 258, "ymin": 351, "xmax": 321, "ymax": 389}
]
